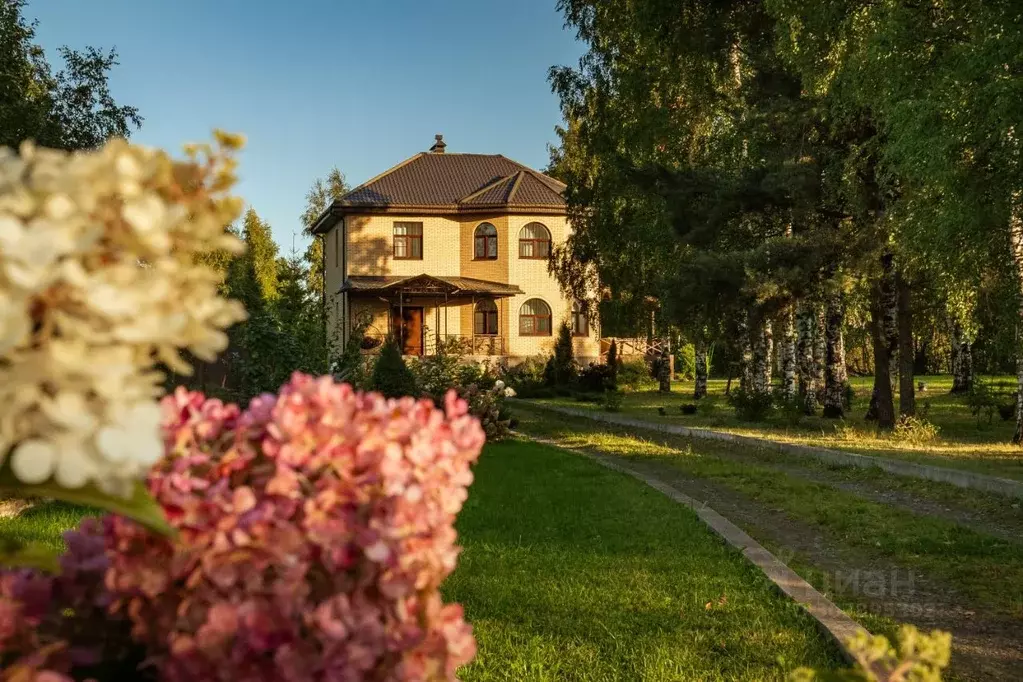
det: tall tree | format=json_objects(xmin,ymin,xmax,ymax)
[
  {"xmin": 300, "ymin": 168, "xmax": 350, "ymax": 299},
  {"xmin": 767, "ymin": 0, "xmax": 1023, "ymax": 441},
  {"xmin": 0, "ymin": 0, "xmax": 141, "ymax": 151}
]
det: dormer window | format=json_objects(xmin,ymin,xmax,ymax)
[{"xmin": 474, "ymin": 223, "xmax": 498, "ymax": 260}]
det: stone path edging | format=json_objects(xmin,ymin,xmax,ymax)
[
  {"xmin": 521, "ymin": 401, "xmax": 1023, "ymax": 500},
  {"xmin": 516, "ymin": 431, "xmax": 865, "ymax": 664}
]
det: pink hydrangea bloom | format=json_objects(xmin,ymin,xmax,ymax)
[
  {"xmin": 112, "ymin": 373, "xmax": 484, "ymax": 681},
  {"xmin": 0, "ymin": 374, "xmax": 484, "ymax": 681}
]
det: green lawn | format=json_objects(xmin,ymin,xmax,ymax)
[
  {"xmin": 0, "ymin": 441, "xmax": 844, "ymax": 680},
  {"xmin": 446, "ymin": 439, "xmax": 842, "ymax": 680},
  {"xmin": 511, "ymin": 406, "xmax": 1023, "ymax": 621},
  {"xmin": 531, "ymin": 375, "xmax": 1023, "ymax": 480}
]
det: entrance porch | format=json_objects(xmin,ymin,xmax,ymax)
[{"xmin": 340, "ymin": 274, "xmax": 524, "ymax": 358}]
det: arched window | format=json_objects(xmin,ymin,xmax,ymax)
[
  {"xmin": 474, "ymin": 223, "xmax": 498, "ymax": 259},
  {"xmin": 571, "ymin": 300, "xmax": 589, "ymax": 337},
  {"xmin": 518, "ymin": 222, "xmax": 551, "ymax": 259},
  {"xmin": 474, "ymin": 299, "xmax": 499, "ymax": 336},
  {"xmin": 519, "ymin": 299, "xmax": 552, "ymax": 336}
]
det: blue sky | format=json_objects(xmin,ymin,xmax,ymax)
[{"xmin": 26, "ymin": 0, "xmax": 584, "ymax": 253}]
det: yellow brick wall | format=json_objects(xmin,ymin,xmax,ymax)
[
  {"xmin": 324, "ymin": 211, "xmax": 600, "ymax": 363},
  {"xmin": 459, "ymin": 215, "xmax": 508, "ymax": 283},
  {"xmin": 506, "ymin": 215, "xmax": 601, "ymax": 362},
  {"xmin": 346, "ymin": 215, "xmax": 460, "ymax": 277}
]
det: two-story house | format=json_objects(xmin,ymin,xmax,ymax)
[{"xmin": 311, "ymin": 134, "xmax": 600, "ymax": 364}]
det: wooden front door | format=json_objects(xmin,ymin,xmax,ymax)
[{"xmin": 392, "ymin": 307, "xmax": 424, "ymax": 356}]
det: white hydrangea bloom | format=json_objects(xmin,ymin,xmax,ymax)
[
  {"xmin": 0, "ymin": 133, "xmax": 247, "ymax": 494},
  {"xmin": 504, "ymin": 387, "xmax": 516, "ymax": 398},
  {"xmin": 493, "ymin": 380, "xmax": 506, "ymax": 391}
]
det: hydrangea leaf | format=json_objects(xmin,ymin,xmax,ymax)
[
  {"xmin": 0, "ymin": 536, "xmax": 61, "ymax": 573},
  {"xmin": 0, "ymin": 471, "xmax": 174, "ymax": 537}
]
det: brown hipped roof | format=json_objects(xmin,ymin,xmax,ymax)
[{"xmin": 312, "ymin": 142, "xmax": 567, "ymax": 233}]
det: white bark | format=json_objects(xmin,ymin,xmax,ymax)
[
  {"xmin": 780, "ymin": 307, "xmax": 797, "ymax": 400},
  {"xmin": 796, "ymin": 302, "xmax": 818, "ymax": 414}
]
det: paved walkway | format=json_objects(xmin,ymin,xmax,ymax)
[{"xmin": 521, "ymin": 401, "xmax": 1023, "ymax": 499}]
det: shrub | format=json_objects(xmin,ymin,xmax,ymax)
[
  {"xmin": 602, "ymin": 388, "xmax": 624, "ymax": 412},
  {"xmin": 0, "ymin": 375, "xmax": 484, "ymax": 681},
  {"xmin": 774, "ymin": 392, "xmax": 805, "ymax": 427},
  {"xmin": 461, "ymin": 382, "xmax": 512, "ymax": 441},
  {"xmin": 675, "ymin": 342, "xmax": 696, "ymax": 381},
  {"xmin": 616, "ymin": 359, "xmax": 650, "ymax": 392},
  {"xmin": 370, "ymin": 336, "xmax": 418, "ymax": 398},
  {"xmin": 965, "ymin": 379, "xmax": 997, "ymax": 427},
  {"xmin": 577, "ymin": 363, "xmax": 616, "ymax": 393},
  {"xmin": 999, "ymin": 403, "xmax": 1015, "ymax": 421},
  {"xmin": 501, "ymin": 356, "xmax": 547, "ymax": 397},
  {"xmin": 680, "ymin": 404, "xmax": 698, "ymax": 415},
  {"xmin": 410, "ymin": 344, "xmax": 462, "ymax": 406},
  {"xmin": 892, "ymin": 415, "xmax": 941, "ymax": 445},
  {"xmin": 843, "ymin": 383, "xmax": 856, "ymax": 411},
  {"xmin": 697, "ymin": 398, "xmax": 718, "ymax": 419},
  {"xmin": 606, "ymin": 340, "xmax": 620, "ymax": 388},
  {"xmin": 544, "ymin": 323, "xmax": 577, "ymax": 386},
  {"xmin": 729, "ymin": 387, "xmax": 774, "ymax": 422}
]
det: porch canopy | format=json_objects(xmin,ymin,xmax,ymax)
[{"xmin": 340, "ymin": 274, "xmax": 523, "ymax": 299}]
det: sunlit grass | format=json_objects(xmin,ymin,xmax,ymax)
[
  {"xmin": 533, "ymin": 375, "xmax": 1023, "ymax": 479},
  {"xmin": 513, "ymin": 407, "xmax": 1023, "ymax": 619},
  {"xmin": 447, "ymin": 439, "xmax": 843, "ymax": 680}
]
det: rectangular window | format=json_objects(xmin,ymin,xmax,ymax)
[
  {"xmin": 393, "ymin": 222, "xmax": 423, "ymax": 260},
  {"xmin": 572, "ymin": 309, "xmax": 589, "ymax": 337},
  {"xmin": 334, "ymin": 228, "xmax": 339, "ymax": 267}
]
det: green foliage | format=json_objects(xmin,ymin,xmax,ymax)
[
  {"xmin": 460, "ymin": 384, "xmax": 512, "ymax": 441},
  {"xmin": 300, "ymin": 168, "xmax": 350, "ymax": 304},
  {"xmin": 577, "ymin": 363, "xmax": 616, "ymax": 393},
  {"xmin": 606, "ymin": 339, "xmax": 619, "ymax": 386},
  {"xmin": 729, "ymin": 387, "xmax": 774, "ymax": 422},
  {"xmin": 891, "ymin": 416, "xmax": 940, "ymax": 446},
  {"xmin": 0, "ymin": 0, "xmax": 142, "ymax": 152},
  {"xmin": 502, "ymin": 356, "xmax": 548, "ymax": 398},
  {"xmin": 370, "ymin": 336, "xmax": 418, "ymax": 399},
  {"xmin": 544, "ymin": 323, "xmax": 577, "ymax": 386},
  {"xmin": 965, "ymin": 379, "xmax": 998, "ymax": 429},
  {"xmin": 617, "ymin": 359, "xmax": 650, "ymax": 392},
  {"xmin": 790, "ymin": 625, "xmax": 950, "ymax": 682},
  {"xmin": 601, "ymin": 388, "xmax": 623, "ymax": 412},
  {"xmin": 675, "ymin": 343, "xmax": 696, "ymax": 381},
  {"xmin": 332, "ymin": 320, "xmax": 371, "ymax": 389}
]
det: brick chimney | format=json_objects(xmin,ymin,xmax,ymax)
[{"xmin": 429, "ymin": 134, "xmax": 446, "ymax": 153}]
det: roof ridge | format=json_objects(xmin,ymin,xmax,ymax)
[
  {"xmin": 457, "ymin": 172, "xmax": 516, "ymax": 204},
  {"xmin": 340, "ymin": 152, "xmax": 427, "ymax": 201},
  {"xmin": 506, "ymin": 170, "xmax": 527, "ymax": 204},
  {"xmin": 495, "ymin": 154, "xmax": 567, "ymax": 190},
  {"xmin": 514, "ymin": 171, "xmax": 566, "ymax": 202}
]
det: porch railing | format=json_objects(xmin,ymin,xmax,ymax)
[{"xmin": 359, "ymin": 330, "xmax": 506, "ymax": 357}]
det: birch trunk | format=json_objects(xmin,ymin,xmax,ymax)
[
  {"xmin": 657, "ymin": 344, "xmax": 671, "ymax": 393},
  {"xmin": 752, "ymin": 318, "xmax": 773, "ymax": 395},
  {"xmin": 866, "ymin": 252, "xmax": 898, "ymax": 428},
  {"xmin": 738, "ymin": 311, "xmax": 753, "ymax": 393},
  {"xmin": 950, "ymin": 321, "xmax": 974, "ymax": 394},
  {"xmin": 813, "ymin": 306, "xmax": 827, "ymax": 403},
  {"xmin": 780, "ymin": 307, "xmax": 797, "ymax": 400},
  {"xmin": 897, "ymin": 271, "xmax": 915, "ymax": 417},
  {"xmin": 694, "ymin": 339, "xmax": 708, "ymax": 400},
  {"xmin": 822, "ymin": 293, "xmax": 847, "ymax": 418},
  {"xmin": 796, "ymin": 302, "xmax": 818, "ymax": 414},
  {"xmin": 1010, "ymin": 191, "xmax": 1023, "ymax": 444}
]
